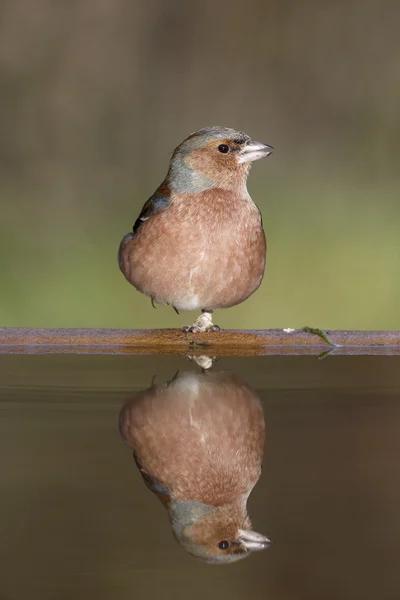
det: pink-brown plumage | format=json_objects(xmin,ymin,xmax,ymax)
[
  {"xmin": 119, "ymin": 189, "xmax": 266, "ymax": 312},
  {"xmin": 118, "ymin": 126, "xmax": 273, "ymax": 331},
  {"xmin": 120, "ymin": 370, "xmax": 265, "ymax": 504},
  {"xmin": 119, "ymin": 369, "xmax": 270, "ymax": 563}
]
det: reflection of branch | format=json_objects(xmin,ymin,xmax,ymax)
[
  {"xmin": 188, "ymin": 339, "xmax": 212, "ymax": 348},
  {"xmin": 317, "ymin": 348, "xmax": 337, "ymax": 360}
]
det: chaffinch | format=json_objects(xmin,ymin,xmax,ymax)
[
  {"xmin": 118, "ymin": 126, "xmax": 273, "ymax": 331},
  {"xmin": 119, "ymin": 369, "xmax": 270, "ymax": 563}
]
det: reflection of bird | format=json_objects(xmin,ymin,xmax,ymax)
[
  {"xmin": 119, "ymin": 369, "xmax": 270, "ymax": 563},
  {"xmin": 118, "ymin": 126, "xmax": 273, "ymax": 331}
]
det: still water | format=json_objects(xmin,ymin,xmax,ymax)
[{"xmin": 1, "ymin": 354, "xmax": 399, "ymax": 599}]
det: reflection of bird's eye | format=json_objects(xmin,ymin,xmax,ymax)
[
  {"xmin": 218, "ymin": 144, "xmax": 229, "ymax": 154},
  {"xmin": 218, "ymin": 540, "xmax": 230, "ymax": 550}
]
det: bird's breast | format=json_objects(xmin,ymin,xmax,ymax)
[
  {"xmin": 120, "ymin": 190, "xmax": 266, "ymax": 310},
  {"xmin": 119, "ymin": 371, "xmax": 265, "ymax": 506}
]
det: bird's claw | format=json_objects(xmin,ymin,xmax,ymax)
[
  {"xmin": 182, "ymin": 324, "xmax": 221, "ymax": 333},
  {"xmin": 186, "ymin": 355, "xmax": 216, "ymax": 370},
  {"xmin": 182, "ymin": 310, "xmax": 221, "ymax": 333}
]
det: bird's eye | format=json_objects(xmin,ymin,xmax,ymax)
[
  {"xmin": 218, "ymin": 540, "xmax": 230, "ymax": 550},
  {"xmin": 218, "ymin": 144, "xmax": 229, "ymax": 154}
]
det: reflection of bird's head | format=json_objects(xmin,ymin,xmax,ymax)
[
  {"xmin": 170, "ymin": 498, "xmax": 270, "ymax": 564},
  {"xmin": 120, "ymin": 369, "xmax": 270, "ymax": 563},
  {"xmin": 168, "ymin": 126, "xmax": 273, "ymax": 193}
]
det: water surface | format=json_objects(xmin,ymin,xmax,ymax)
[{"xmin": 1, "ymin": 354, "xmax": 399, "ymax": 599}]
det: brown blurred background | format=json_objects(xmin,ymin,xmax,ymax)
[{"xmin": 1, "ymin": 0, "xmax": 399, "ymax": 330}]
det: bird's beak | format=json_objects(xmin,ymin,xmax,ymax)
[
  {"xmin": 238, "ymin": 529, "xmax": 271, "ymax": 551},
  {"xmin": 238, "ymin": 140, "xmax": 274, "ymax": 163}
]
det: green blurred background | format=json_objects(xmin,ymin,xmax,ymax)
[{"xmin": 1, "ymin": 0, "xmax": 399, "ymax": 330}]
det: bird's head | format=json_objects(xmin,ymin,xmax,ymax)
[
  {"xmin": 169, "ymin": 498, "xmax": 270, "ymax": 564},
  {"xmin": 167, "ymin": 126, "xmax": 273, "ymax": 194}
]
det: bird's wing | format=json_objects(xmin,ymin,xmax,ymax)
[
  {"xmin": 132, "ymin": 183, "xmax": 170, "ymax": 234},
  {"xmin": 133, "ymin": 451, "xmax": 172, "ymax": 506}
]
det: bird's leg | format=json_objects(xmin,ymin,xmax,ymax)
[
  {"xmin": 186, "ymin": 355, "xmax": 216, "ymax": 370},
  {"xmin": 182, "ymin": 310, "xmax": 221, "ymax": 333},
  {"xmin": 166, "ymin": 370, "xmax": 180, "ymax": 386}
]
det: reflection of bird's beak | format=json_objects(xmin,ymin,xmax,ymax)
[
  {"xmin": 238, "ymin": 140, "xmax": 274, "ymax": 163},
  {"xmin": 238, "ymin": 529, "xmax": 271, "ymax": 551}
]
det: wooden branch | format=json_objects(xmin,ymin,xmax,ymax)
[{"xmin": 1, "ymin": 328, "xmax": 399, "ymax": 355}]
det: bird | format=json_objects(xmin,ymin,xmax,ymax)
[
  {"xmin": 119, "ymin": 368, "xmax": 270, "ymax": 563},
  {"xmin": 118, "ymin": 126, "xmax": 273, "ymax": 332}
]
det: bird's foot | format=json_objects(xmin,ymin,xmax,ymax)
[
  {"xmin": 187, "ymin": 355, "xmax": 216, "ymax": 370},
  {"xmin": 184, "ymin": 325, "xmax": 221, "ymax": 333},
  {"xmin": 182, "ymin": 311, "xmax": 221, "ymax": 333}
]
